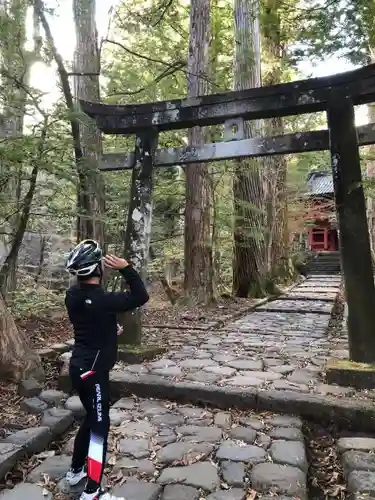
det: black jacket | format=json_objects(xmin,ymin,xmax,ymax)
[{"xmin": 65, "ymin": 267, "xmax": 149, "ymax": 372}]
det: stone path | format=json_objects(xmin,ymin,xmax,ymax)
[
  {"xmin": 1, "ymin": 397, "xmax": 309, "ymax": 500},
  {"xmin": 0, "ymin": 386, "xmax": 75, "ymax": 487},
  {"xmin": 6, "ymin": 274, "xmax": 375, "ymax": 500},
  {"xmin": 338, "ymin": 436, "xmax": 375, "ymax": 499},
  {"xmin": 113, "ymin": 276, "xmax": 347, "ymax": 397},
  {"xmin": 57, "ymin": 275, "xmax": 375, "ymax": 427}
]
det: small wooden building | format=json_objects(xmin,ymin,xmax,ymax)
[{"xmin": 305, "ymin": 171, "xmax": 339, "ymax": 252}]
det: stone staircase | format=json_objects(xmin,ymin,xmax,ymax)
[{"xmin": 307, "ymin": 251, "xmax": 341, "ymax": 275}]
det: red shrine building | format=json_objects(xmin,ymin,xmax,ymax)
[{"xmin": 305, "ymin": 171, "xmax": 339, "ymax": 252}]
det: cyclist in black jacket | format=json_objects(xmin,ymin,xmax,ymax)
[{"xmin": 64, "ymin": 239, "xmax": 149, "ymax": 500}]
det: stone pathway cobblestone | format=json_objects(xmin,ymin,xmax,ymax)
[
  {"xmin": 112, "ymin": 276, "xmax": 347, "ymax": 397},
  {"xmin": 338, "ymin": 436, "xmax": 375, "ymax": 499},
  {"xmin": 1, "ymin": 397, "xmax": 309, "ymax": 500},
  {"xmin": 5, "ymin": 274, "xmax": 375, "ymax": 499}
]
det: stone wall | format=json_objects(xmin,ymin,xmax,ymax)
[{"xmin": 0, "ymin": 230, "xmax": 74, "ymax": 289}]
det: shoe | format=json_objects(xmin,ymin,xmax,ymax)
[
  {"xmin": 65, "ymin": 467, "xmax": 87, "ymax": 486},
  {"xmin": 79, "ymin": 489, "xmax": 125, "ymax": 500}
]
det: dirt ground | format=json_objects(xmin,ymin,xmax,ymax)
[{"xmin": 16, "ymin": 282, "xmax": 259, "ymax": 351}]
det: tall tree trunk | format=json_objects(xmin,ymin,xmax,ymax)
[
  {"xmin": 73, "ymin": 0, "xmax": 105, "ymax": 245},
  {"xmin": 0, "ymin": 1, "xmax": 44, "ymax": 382},
  {"xmin": 184, "ymin": 0, "xmax": 213, "ymax": 303},
  {"xmin": 232, "ymin": 0, "xmax": 266, "ymax": 297},
  {"xmin": 0, "ymin": 293, "xmax": 44, "ymax": 382},
  {"xmin": 36, "ymin": 0, "xmax": 104, "ymax": 244},
  {"xmin": 0, "ymin": 119, "xmax": 48, "ymax": 295},
  {"xmin": 267, "ymin": 119, "xmax": 288, "ymax": 278},
  {"xmin": 0, "ymin": 0, "xmax": 28, "ymax": 295},
  {"xmin": 263, "ymin": 0, "xmax": 288, "ymax": 280}
]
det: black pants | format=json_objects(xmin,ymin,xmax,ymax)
[{"xmin": 70, "ymin": 365, "xmax": 110, "ymax": 490}]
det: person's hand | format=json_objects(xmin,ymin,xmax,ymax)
[
  {"xmin": 103, "ymin": 254, "xmax": 129, "ymax": 270},
  {"xmin": 117, "ymin": 324, "xmax": 123, "ymax": 336}
]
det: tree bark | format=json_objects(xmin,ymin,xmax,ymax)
[
  {"xmin": 184, "ymin": 0, "xmax": 213, "ymax": 303},
  {"xmin": 0, "ymin": 0, "xmax": 28, "ymax": 295},
  {"xmin": 263, "ymin": 0, "xmax": 288, "ymax": 280},
  {"xmin": 0, "ymin": 293, "xmax": 44, "ymax": 382},
  {"xmin": 0, "ymin": 133, "xmax": 42, "ymax": 295},
  {"xmin": 232, "ymin": 0, "xmax": 266, "ymax": 297},
  {"xmin": 73, "ymin": 0, "xmax": 105, "ymax": 244},
  {"xmin": 0, "ymin": 119, "xmax": 47, "ymax": 382},
  {"xmin": 36, "ymin": 0, "xmax": 105, "ymax": 244}
]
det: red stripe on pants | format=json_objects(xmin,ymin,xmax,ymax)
[{"xmin": 88, "ymin": 457, "xmax": 102, "ymax": 483}]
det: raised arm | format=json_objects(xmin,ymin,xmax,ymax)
[{"xmin": 101, "ymin": 255, "xmax": 149, "ymax": 313}]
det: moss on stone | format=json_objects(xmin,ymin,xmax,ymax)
[
  {"xmin": 326, "ymin": 358, "xmax": 375, "ymax": 389},
  {"xmin": 117, "ymin": 345, "xmax": 167, "ymax": 364},
  {"xmin": 327, "ymin": 358, "xmax": 375, "ymax": 372}
]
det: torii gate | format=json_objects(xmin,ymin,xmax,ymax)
[{"xmin": 81, "ymin": 63, "xmax": 375, "ymax": 364}]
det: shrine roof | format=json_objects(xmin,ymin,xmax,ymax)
[{"xmin": 306, "ymin": 171, "xmax": 333, "ymax": 195}]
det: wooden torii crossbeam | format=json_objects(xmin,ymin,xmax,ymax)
[
  {"xmin": 81, "ymin": 63, "xmax": 375, "ymax": 363},
  {"xmin": 98, "ymin": 124, "xmax": 375, "ymax": 171}
]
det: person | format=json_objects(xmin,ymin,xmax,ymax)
[{"xmin": 64, "ymin": 239, "xmax": 149, "ymax": 500}]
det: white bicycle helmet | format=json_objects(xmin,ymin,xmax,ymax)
[{"xmin": 66, "ymin": 239, "xmax": 103, "ymax": 276}]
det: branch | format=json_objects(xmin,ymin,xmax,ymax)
[
  {"xmin": 107, "ymin": 61, "xmax": 186, "ymax": 97},
  {"xmin": 152, "ymin": 0, "xmax": 173, "ymax": 26},
  {"xmin": 280, "ymin": 0, "xmax": 340, "ymax": 13},
  {"xmin": 104, "ymin": 38, "xmax": 184, "ymax": 68},
  {"xmin": 104, "ymin": 39, "xmax": 219, "ymax": 92},
  {"xmin": 0, "ymin": 68, "xmax": 46, "ymax": 118},
  {"xmin": 66, "ymin": 72, "xmax": 100, "ymax": 76},
  {"xmin": 34, "ymin": 0, "xmax": 83, "ymax": 163},
  {"xmin": 151, "ymin": 233, "xmax": 183, "ymax": 244}
]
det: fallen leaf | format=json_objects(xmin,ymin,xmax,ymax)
[{"xmin": 245, "ymin": 490, "xmax": 257, "ymax": 500}]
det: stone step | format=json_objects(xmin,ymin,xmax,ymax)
[
  {"xmin": 0, "ymin": 483, "xmax": 52, "ymax": 500},
  {"xmin": 258, "ymin": 299, "xmax": 334, "ymax": 314},
  {"xmin": 0, "ymin": 408, "xmax": 74, "ymax": 482},
  {"xmin": 4, "ymin": 398, "xmax": 309, "ymax": 500},
  {"xmin": 337, "ymin": 437, "xmax": 375, "ymax": 499}
]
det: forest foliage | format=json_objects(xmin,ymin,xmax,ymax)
[{"xmin": 0, "ymin": 0, "xmax": 373, "ymax": 319}]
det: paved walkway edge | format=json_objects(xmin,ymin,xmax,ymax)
[{"xmin": 107, "ymin": 373, "xmax": 375, "ymax": 432}]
